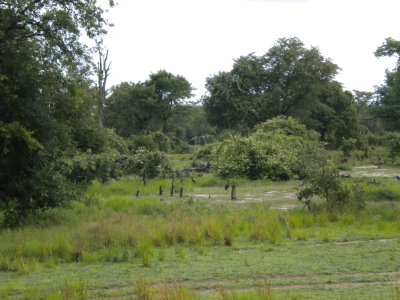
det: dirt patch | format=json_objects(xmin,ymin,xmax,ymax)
[{"xmin": 342, "ymin": 165, "xmax": 400, "ymax": 178}]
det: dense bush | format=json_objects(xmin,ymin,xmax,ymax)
[
  {"xmin": 129, "ymin": 131, "xmax": 172, "ymax": 152},
  {"xmin": 211, "ymin": 117, "xmax": 325, "ymax": 180},
  {"xmin": 66, "ymin": 147, "xmax": 172, "ymax": 185},
  {"xmin": 0, "ymin": 123, "xmax": 80, "ymax": 225},
  {"xmin": 386, "ymin": 132, "xmax": 400, "ymax": 161},
  {"xmin": 297, "ymin": 164, "xmax": 365, "ymax": 211},
  {"xmin": 128, "ymin": 148, "xmax": 172, "ymax": 178},
  {"xmin": 0, "ymin": 122, "xmax": 171, "ymax": 226}
]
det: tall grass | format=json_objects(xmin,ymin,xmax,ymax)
[{"xmin": 1, "ymin": 177, "xmax": 400, "ymax": 277}]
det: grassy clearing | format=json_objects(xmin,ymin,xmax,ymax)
[{"xmin": 1, "ymin": 173, "xmax": 400, "ymax": 298}]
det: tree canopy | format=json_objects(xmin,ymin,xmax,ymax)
[
  {"xmin": 203, "ymin": 37, "xmax": 359, "ymax": 146},
  {"xmin": 0, "ymin": 0, "xmax": 115, "ymax": 224},
  {"xmin": 105, "ymin": 70, "xmax": 194, "ymax": 137},
  {"xmin": 374, "ymin": 37, "xmax": 400, "ymax": 131}
]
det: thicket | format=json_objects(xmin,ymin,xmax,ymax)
[{"xmin": 212, "ymin": 117, "xmax": 325, "ymax": 180}]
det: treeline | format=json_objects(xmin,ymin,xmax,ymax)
[
  {"xmin": 1, "ymin": 1, "xmax": 400, "ymax": 225},
  {"xmin": 107, "ymin": 37, "xmax": 400, "ymax": 151}
]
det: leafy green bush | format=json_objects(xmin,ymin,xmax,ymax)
[
  {"xmin": 66, "ymin": 150, "xmax": 129, "ymax": 184},
  {"xmin": 0, "ymin": 122, "xmax": 81, "ymax": 226},
  {"xmin": 386, "ymin": 132, "xmax": 400, "ymax": 161},
  {"xmin": 129, "ymin": 131, "xmax": 171, "ymax": 152},
  {"xmin": 128, "ymin": 148, "xmax": 172, "ymax": 178},
  {"xmin": 297, "ymin": 164, "xmax": 366, "ymax": 211},
  {"xmin": 340, "ymin": 137, "xmax": 357, "ymax": 160},
  {"xmin": 211, "ymin": 117, "xmax": 325, "ymax": 180}
]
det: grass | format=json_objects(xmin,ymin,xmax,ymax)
[{"xmin": 1, "ymin": 172, "xmax": 400, "ymax": 298}]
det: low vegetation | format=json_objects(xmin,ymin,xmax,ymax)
[{"xmin": 1, "ymin": 171, "xmax": 400, "ymax": 298}]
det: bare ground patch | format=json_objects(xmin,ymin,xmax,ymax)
[{"xmin": 341, "ymin": 165, "xmax": 400, "ymax": 178}]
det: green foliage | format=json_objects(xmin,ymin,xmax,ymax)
[
  {"xmin": 105, "ymin": 83, "xmax": 160, "ymax": 137},
  {"xmin": 298, "ymin": 165, "xmax": 365, "ymax": 211},
  {"xmin": 134, "ymin": 278, "xmax": 152, "ymax": 300},
  {"xmin": 166, "ymin": 106, "xmax": 216, "ymax": 145},
  {"xmin": 212, "ymin": 117, "xmax": 325, "ymax": 180},
  {"xmin": 203, "ymin": 37, "xmax": 359, "ymax": 146},
  {"xmin": 341, "ymin": 137, "xmax": 357, "ymax": 160},
  {"xmin": 129, "ymin": 148, "xmax": 172, "ymax": 178},
  {"xmin": 386, "ymin": 132, "xmax": 400, "ymax": 160},
  {"xmin": 374, "ymin": 38, "xmax": 400, "ymax": 131},
  {"xmin": 363, "ymin": 180, "xmax": 400, "ymax": 202},
  {"xmin": 255, "ymin": 116, "xmax": 319, "ymax": 140},
  {"xmin": 310, "ymin": 86, "xmax": 360, "ymax": 148},
  {"xmin": 0, "ymin": 122, "xmax": 82, "ymax": 226},
  {"xmin": 129, "ymin": 131, "xmax": 171, "ymax": 152},
  {"xmin": 105, "ymin": 71, "xmax": 194, "ymax": 137},
  {"xmin": 66, "ymin": 150, "xmax": 125, "ymax": 184},
  {"xmin": 0, "ymin": 1, "xmax": 114, "ymax": 225},
  {"xmin": 2, "ymin": 175, "xmax": 400, "ymax": 298},
  {"xmin": 135, "ymin": 240, "xmax": 155, "ymax": 267}
]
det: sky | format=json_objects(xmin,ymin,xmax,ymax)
[{"xmin": 101, "ymin": 0, "xmax": 400, "ymax": 99}]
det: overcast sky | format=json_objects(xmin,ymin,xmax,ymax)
[{"xmin": 101, "ymin": 0, "xmax": 400, "ymax": 99}]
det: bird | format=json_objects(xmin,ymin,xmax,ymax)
[
  {"xmin": 191, "ymin": 177, "xmax": 196, "ymax": 183},
  {"xmin": 224, "ymin": 180, "xmax": 230, "ymax": 191},
  {"xmin": 136, "ymin": 190, "xmax": 140, "ymax": 198}
]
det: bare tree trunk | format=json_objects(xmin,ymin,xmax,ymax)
[
  {"xmin": 142, "ymin": 172, "xmax": 148, "ymax": 186},
  {"xmin": 231, "ymin": 184, "xmax": 237, "ymax": 200},
  {"xmin": 170, "ymin": 177, "xmax": 175, "ymax": 197},
  {"xmin": 179, "ymin": 187, "xmax": 183, "ymax": 198},
  {"xmin": 96, "ymin": 47, "xmax": 111, "ymax": 128}
]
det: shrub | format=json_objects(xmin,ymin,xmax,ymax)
[
  {"xmin": 298, "ymin": 163, "xmax": 366, "ymax": 211},
  {"xmin": 128, "ymin": 148, "xmax": 172, "ymax": 179},
  {"xmin": 341, "ymin": 137, "xmax": 357, "ymax": 160},
  {"xmin": 135, "ymin": 240, "xmax": 155, "ymax": 267},
  {"xmin": 211, "ymin": 117, "xmax": 325, "ymax": 180},
  {"xmin": 129, "ymin": 131, "xmax": 171, "ymax": 152}
]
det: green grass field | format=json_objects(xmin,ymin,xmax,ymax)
[{"xmin": 1, "ymin": 170, "xmax": 400, "ymax": 299}]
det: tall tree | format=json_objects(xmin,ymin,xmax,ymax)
[
  {"xmin": 203, "ymin": 37, "xmax": 359, "ymax": 145},
  {"xmin": 105, "ymin": 71, "xmax": 194, "ymax": 136},
  {"xmin": 146, "ymin": 70, "xmax": 193, "ymax": 132},
  {"xmin": 105, "ymin": 82, "xmax": 160, "ymax": 137},
  {"xmin": 204, "ymin": 38, "xmax": 340, "ymax": 131},
  {"xmin": 374, "ymin": 38, "xmax": 400, "ymax": 131},
  {"xmin": 0, "ymin": 0, "xmax": 113, "ymax": 224}
]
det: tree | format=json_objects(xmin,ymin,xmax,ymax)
[
  {"xmin": 353, "ymin": 90, "xmax": 382, "ymax": 134},
  {"xmin": 105, "ymin": 82, "xmax": 159, "ymax": 137},
  {"xmin": 105, "ymin": 71, "xmax": 194, "ymax": 137},
  {"xmin": 309, "ymin": 84, "xmax": 359, "ymax": 147},
  {"xmin": 96, "ymin": 47, "xmax": 111, "ymax": 128},
  {"xmin": 0, "ymin": 0, "xmax": 114, "ymax": 224},
  {"xmin": 203, "ymin": 37, "xmax": 340, "ymax": 132},
  {"xmin": 146, "ymin": 70, "xmax": 194, "ymax": 132},
  {"xmin": 374, "ymin": 38, "xmax": 400, "ymax": 131},
  {"xmin": 166, "ymin": 106, "xmax": 216, "ymax": 145}
]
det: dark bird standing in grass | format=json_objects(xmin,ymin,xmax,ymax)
[{"xmin": 224, "ymin": 180, "xmax": 230, "ymax": 191}]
